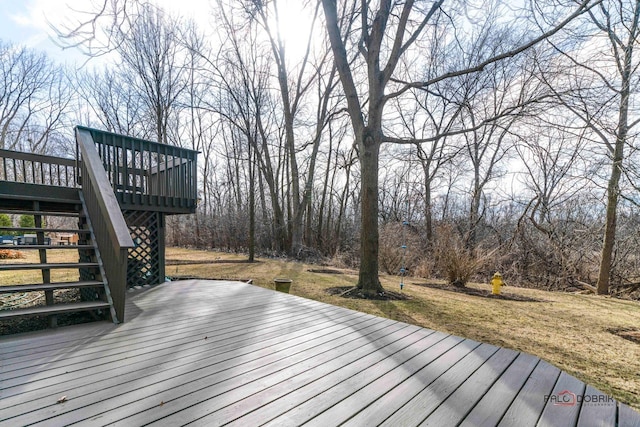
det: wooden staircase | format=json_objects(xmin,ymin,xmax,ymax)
[
  {"xmin": 1, "ymin": 126, "xmax": 197, "ymax": 333},
  {"xmin": 0, "ymin": 194, "xmax": 116, "ymax": 328}
]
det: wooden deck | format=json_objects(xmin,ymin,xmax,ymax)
[{"xmin": 1, "ymin": 280, "xmax": 639, "ymax": 426}]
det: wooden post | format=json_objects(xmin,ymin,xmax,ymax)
[
  {"xmin": 34, "ymin": 201, "xmax": 56, "ymax": 327},
  {"xmin": 158, "ymin": 212, "xmax": 166, "ymax": 284}
]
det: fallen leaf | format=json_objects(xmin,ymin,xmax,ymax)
[{"xmin": 57, "ymin": 396, "xmax": 67, "ymax": 404}]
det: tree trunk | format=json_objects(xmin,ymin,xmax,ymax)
[
  {"xmin": 596, "ymin": 93, "xmax": 628, "ymax": 295},
  {"xmin": 596, "ymin": 177, "xmax": 619, "ymax": 294},
  {"xmin": 248, "ymin": 143, "xmax": 256, "ymax": 262},
  {"xmin": 596, "ymin": 3, "xmax": 637, "ymax": 294},
  {"xmin": 335, "ymin": 152, "xmax": 352, "ymax": 254},
  {"xmin": 317, "ymin": 141, "xmax": 332, "ymax": 248},
  {"xmin": 357, "ymin": 128, "xmax": 383, "ymax": 294},
  {"xmin": 424, "ymin": 178, "xmax": 433, "ymax": 244}
]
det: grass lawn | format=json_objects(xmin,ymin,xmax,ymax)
[{"xmin": 2, "ymin": 246, "xmax": 640, "ymax": 410}]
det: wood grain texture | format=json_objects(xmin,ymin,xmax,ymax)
[
  {"xmin": 620, "ymin": 403, "xmax": 640, "ymax": 427},
  {"xmin": 0, "ymin": 279, "xmax": 637, "ymax": 427}
]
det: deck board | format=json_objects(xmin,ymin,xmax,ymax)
[
  {"xmin": 1, "ymin": 304, "xmax": 350, "ymax": 390},
  {"xmin": 292, "ymin": 334, "xmax": 464, "ymax": 427},
  {"xmin": 379, "ymin": 342, "xmax": 499, "ymax": 426},
  {"xmin": 576, "ymin": 385, "xmax": 617, "ymax": 427},
  {"xmin": 420, "ymin": 347, "xmax": 520, "ymax": 426},
  {"xmin": 1, "ymin": 312, "xmax": 383, "ymax": 423},
  {"xmin": 498, "ymin": 359, "xmax": 562, "ymax": 427},
  {"xmin": 232, "ymin": 331, "xmax": 451, "ymax": 427},
  {"xmin": 1, "ymin": 279, "xmax": 638, "ymax": 426},
  {"xmin": 537, "ymin": 371, "xmax": 586, "ymax": 427},
  {"xmin": 2, "ymin": 299, "xmax": 342, "ymax": 369},
  {"xmin": 116, "ymin": 323, "xmax": 426, "ymax": 426},
  {"xmin": 341, "ymin": 335, "xmax": 472, "ymax": 427},
  {"xmin": 4, "ymin": 312, "xmax": 379, "ymax": 424},
  {"xmin": 619, "ymin": 403, "xmax": 640, "ymax": 427},
  {"xmin": 44, "ymin": 320, "xmax": 408, "ymax": 426},
  {"xmin": 459, "ymin": 352, "xmax": 540, "ymax": 427}
]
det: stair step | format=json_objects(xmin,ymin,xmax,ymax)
[
  {"xmin": 0, "ymin": 281, "xmax": 104, "ymax": 293},
  {"xmin": 0, "ymin": 262, "xmax": 99, "ymax": 271},
  {"xmin": 3, "ymin": 245, "xmax": 95, "ymax": 250},
  {"xmin": 0, "ymin": 227, "xmax": 90, "ymax": 233},
  {"xmin": 0, "ymin": 209, "xmax": 80, "ymax": 217},
  {"xmin": 0, "ymin": 301, "xmax": 111, "ymax": 319}
]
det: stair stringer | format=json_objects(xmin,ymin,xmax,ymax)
[{"xmin": 78, "ymin": 191, "xmax": 120, "ymax": 324}]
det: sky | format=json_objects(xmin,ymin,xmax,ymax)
[
  {"xmin": 0, "ymin": 0, "xmax": 223, "ymax": 66},
  {"xmin": 0, "ymin": 0, "xmax": 88, "ymax": 63},
  {"xmin": 0, "ymin": 0, "xmax": 313, "ymax": 67}
]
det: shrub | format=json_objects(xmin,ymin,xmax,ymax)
[
  {"xmin": 413, "ymin": 257, "xmax": 436, "ymax": 279},
  {"xmin": 0, "ymin": 214, "xmax": 11, "ymax": 228},
  {"xmin": 432, "ymin": 223, "xmax": 495, "ymax": 287},
  {"xmin": 331, "ymin": 247, "xmax": 359, "ymax": 269},
  {"xmin": 379, "ymin": 222, "xmax": 423, "ymax": 275},
  {"xmin": 0, "ymin": 249, "xmax": 26, "ymax": 260},
  {"xmin": 19, "ymin": 215, "xmax": 35, "ymax": 228}
]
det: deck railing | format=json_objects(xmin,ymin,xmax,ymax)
[
  {"xmin": 76, "ymin": 128, "xmax": 134, "ymax": 322},
  {"xmin": 76, "ymin": 126, "xmax": 198, "ymax": 212},
  {"xmin": 0, "ymin": 148, "xmax": 78, "ymax": 187}
]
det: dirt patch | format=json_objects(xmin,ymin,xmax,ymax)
[
  {"xmin": 166, "ymin": 259, "xmax": 259, "ymax": 265},
  {"xmin": 325, "ymin": 286, "xmax": 410, "ymax": 301},
  {"xmin": 412, "ymin": 282, "xmax": 546, "ymax": 302},
  {"xmin": 609, "ymin": 328, "xmax": 640, "ymax": 344},
  {"xmin": 308, "ymin": 268, "xmax": 343, "ymax": 274}
]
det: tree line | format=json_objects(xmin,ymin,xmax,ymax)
[{"xmin": 3, "ymin": 0, "xmax": 640, "ymax": 297}]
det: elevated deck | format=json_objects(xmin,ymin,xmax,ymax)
[
  {"xmin": 1, "ymin": 128, "xmax": 199, "ymax": 312},
  {"xmin": 1, "ymin": 280, "xmax": 638, "ymax": 426},
  {"xmin": 77, "ymin": 126, "xmax": 198, "ymax": 215},
  {"xmin": 1, "ymin": 127, "xmax": 198, "ymax": 215}
]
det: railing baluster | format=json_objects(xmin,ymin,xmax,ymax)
[
  {"xmin": 164, "ymin": 146, "xmax": 169, "ymax": 204},
  {"xmin": 57, "ymin": 127, "xmax": 199, "ymax": 213},
  {"xmin": 0, "ymin": 149, "xmax": 77, "ymax": 187},
  {"xmin": 121, "ymin": 136, "xmax": 127, "ymax": 195}
]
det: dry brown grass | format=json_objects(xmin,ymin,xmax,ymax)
[
  {"xmin": 2, "ymin": 247, "xmax": 639, "ymax": 410},
  {"xmin": 0, "ymin": 249, "xmax": 81, "ymax": 285}
]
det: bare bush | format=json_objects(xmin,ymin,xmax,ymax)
[
  {"xmin": 413, "ymin": 257, "xmax": 436, "ymax": 279},
  {"xmin": 331, "ymin": 247, "xmax": 360, "ymax": 270},
  {"xmin": 432, "ymin": 224, "xmax": 497, "ymax": 287},
  {"xmin": 0, "ymin": 249, "xmax": 25, "ymax": 260},
  {"xmin": 379, "ymin": 222, "xmax": 423, "ymax": 275}
]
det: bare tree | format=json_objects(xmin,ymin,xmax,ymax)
[
  {"xmin": 541, "ymin": 0, "xmax": 640, "ymax": 294},
  {"xmin": 510, "ymin": 118, "xmax": 596, "ymax": 287},
  {"xmin": 236, "ymin": 0, "xmax": 342, "ymax": 257},
  {"xmin": 76, "ymin": 68, "xmax": 146, "ymax": 136},
  {"xmin": 0, "ymin": 40, "xmax": 73, "ymax": 153},
  {"xmin": 115, "ymin": 4, "xmax": 189, "ymax": 145},
  {"xmin": 320, "ymin": 0, "xmax": 597, "ymax": 295}
]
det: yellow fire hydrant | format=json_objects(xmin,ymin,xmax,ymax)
[{"xmin": 491, "ymin": 272, "xmax": 505, "ymax": 295}]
